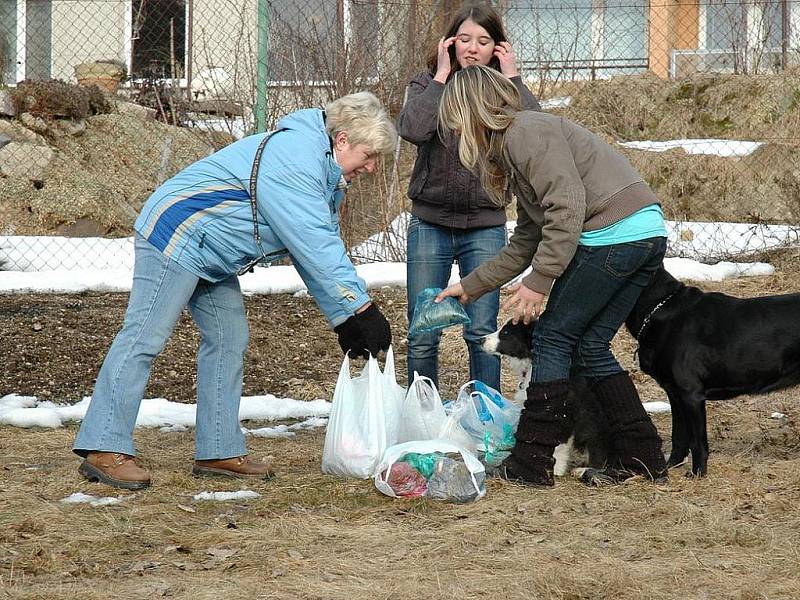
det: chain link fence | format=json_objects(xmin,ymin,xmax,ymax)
[{"xmin": 1, "ymin": 0, "xmax": 799, "ymax": 272}]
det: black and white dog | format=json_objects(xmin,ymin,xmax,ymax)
[
  {"xmin": 482, "ymin": 319, "xmax": 612, "ymax": 481},
  {"xmin": 625, "ymin": 266, "xmax": 800, "ymax": 477}
]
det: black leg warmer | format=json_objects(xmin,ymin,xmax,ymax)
[
  {"xmin": 592, "ymin": 372, "xmax": 668, "ymax": 481},
  {"xmin": 500, "ymin": 379, "xmax": 573, "ymax": 487}
]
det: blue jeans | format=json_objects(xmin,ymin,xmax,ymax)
[
  {"xmin": 73, "ymin": 234, "xmax": 249, "ymax": 460},
  {"xmin": 531, "ymin": 237, "xmax": 667, "ymax": 383},
  {"xmin": 406, "ymin": 217, "xmax": 505, "ymax": 390}
]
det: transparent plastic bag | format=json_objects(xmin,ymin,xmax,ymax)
[
  {"xmin": 427, "ymin": 455, "xmax": 487, "ymax": 503},
  {"xmin": 374, "ymin": 440, "xmax": 486, "ymax": 503},
  {"xmin": 457, "ymin": 380, "xmax": 522, "ymax": 462},
  {"xmin": 407, "ymin": 287, "xmax": 471, "ymax": 336},
  {"xmin": 397, "ymin": 373, "xmax": 475, "ymax": 452}
]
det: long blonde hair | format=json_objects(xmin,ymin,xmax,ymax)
[{"xmin": 438, "ymin": 65, "xmax": 522, "ymax": 205}]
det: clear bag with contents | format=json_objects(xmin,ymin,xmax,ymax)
[
  {"xmin": 457, "ymin": 380, "xmax": 522, "ymax": 463},
  {"xmin": 407, "ymin": 287, "xmax": 471, "ymax": 336},
  {"xmin": 375, "ymin": 440, "xmax": 486, "ymax": 503}
]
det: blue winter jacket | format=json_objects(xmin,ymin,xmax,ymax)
[{"xmin": 134, "ymin": 108, "xmax": 370, "ymax": 327}]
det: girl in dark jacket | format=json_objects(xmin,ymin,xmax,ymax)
[{"xmin": 398, "ymin": 3, "xmax": 539, "ymax": 392}]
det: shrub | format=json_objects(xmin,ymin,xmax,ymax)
[{"xmin": 10, "ymin": 79, "xmax": 112, "ymax": 119}]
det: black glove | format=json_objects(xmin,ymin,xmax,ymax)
[{"xmin": 334, "ymin": 303, "xmax": 392, "ymax": 359}]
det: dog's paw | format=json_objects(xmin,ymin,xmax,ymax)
[{"xmin": 574, "ymin": 467, "xmax": 618, "ymax": 486}]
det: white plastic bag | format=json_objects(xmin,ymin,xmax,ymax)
[
  {"xmin": 458, "ymin": 380, "xmax": 521, "ymax": 457},
  {"xmin": 322, "ymin": 354, "xmax": 390, "ymax": 479},
  {"xmin": 397, "ymin": 373, "xmax": 475, "ymax": 451},
  {"xmin": 374, "ymin": 439, "xmax": 486, "ymax": 503},
  {"xmin": 381, "ymin": 347, "xmax": 406, "ymax": 447}
]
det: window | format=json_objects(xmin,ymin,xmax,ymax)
[
  {"xmin": 704, "ymin": 0, "xmax": 786, "ymax": 52},
  {"xmin": 702, "ymin": 0, "xmax": 788, "ymax": 72},
  {"xmin": 603, "ymin": 0, "xmax": 647, "ymax": 66},
  {"xmin": 266, "ymin": 0, "xmax": 378, "ymax": 84},
  {"xmin": 704, "ymin": 0, "xmax": 748, "ymax": 50},
  {"xmin": 131, "ymin": 0, "xmax": 186, "ymax": 79},
  {"xmin": 505, "ymin": 0, "xmax": 647, "ymax": 80},
  {"xmin": 0, "ymin": 1, "xmax": 16, "ymax": 83},
  {"xmin": 0, "ymin": 0, "xmax": 51, "ymax": 84}
]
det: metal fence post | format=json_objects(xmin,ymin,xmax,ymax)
[{"xmin": 254, "ymin": 0, "xmax": 270, "ymax": 133}]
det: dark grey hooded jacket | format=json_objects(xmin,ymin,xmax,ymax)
[{"xmin": 397, "ymin": 71, "xmax": 541, "ymax": 229}]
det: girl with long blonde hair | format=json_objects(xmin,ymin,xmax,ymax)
[{"xmin": 437, "ymin": 65, "xmax": 669, "ymax": 488}]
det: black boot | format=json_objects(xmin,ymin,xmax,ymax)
[
  {"xmin": 496, "ymin": 379, "xmax": 572, "ymax": 487},
  {"xmin": 592, "ymin": 372, "xmax": 668, "ymax": 483}
]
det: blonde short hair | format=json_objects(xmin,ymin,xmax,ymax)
[{"xmin": 325, "ymin": 91, "xmax": 397, "ymax": 156}]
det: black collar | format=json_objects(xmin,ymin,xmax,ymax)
[{"xmin": 635, "ymin": 291, "xmax": 677, "ymax": 342}]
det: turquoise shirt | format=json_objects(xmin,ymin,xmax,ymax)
[{"xmin": 579, "ymin": 203, "xmax": 667, "ymax": 246}]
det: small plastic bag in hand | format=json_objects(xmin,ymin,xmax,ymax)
[{"xmin": 407, "ymin": 287, "xmax": 471, "ymax": 336}]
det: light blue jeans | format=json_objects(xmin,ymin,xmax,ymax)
[
  {"xmin": 406, "ymin": 217, "xmax": 505, "ymax": 390},
  {"xmin": 73, "ymin": 234, "xmax": 249, "ymax": 460}
]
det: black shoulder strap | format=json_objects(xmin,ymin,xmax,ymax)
[{"xmin": 248, "ymin": 128, "xmax": 285, "ymax": 245}]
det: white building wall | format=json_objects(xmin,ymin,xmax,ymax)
[{"xmin": 51, "ymin": 0, "xmax": 127, "ymax": 81}]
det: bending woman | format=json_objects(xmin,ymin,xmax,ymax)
[
  {"xmin": 437, "ymin": 65, "xmax": 668, "ymax": 487},
  {"xmin": 73, "ymin": 92, "xmax": 395, "ymax": 490}
]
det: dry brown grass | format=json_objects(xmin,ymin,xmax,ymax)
[
  {"xmin": 3, "ymin": 263, "xmax": 800, "ymax": 599},
  {"xmin": 545, "ymin": 72, "xmax": 800, "ymax": 225},
  {"xmin": 0, "ymin": 113, "xmax": 226, "ymax": 237}
]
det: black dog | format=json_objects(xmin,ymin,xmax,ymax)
[
  {"xmin": 483, "ymin": 319, "xmax": 612, "ymax": 483},
  {"xmin": 625, "ymin": 266, "xmax": 800, "ymax": 476}
]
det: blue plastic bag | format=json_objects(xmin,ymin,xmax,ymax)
[
  {"xmin": 408, "ymin": 287, "xmax": 471, "ymax": 336},
  {"xmin": 457, "ymin": 380, "xmax": 522, "ymax": 461}
]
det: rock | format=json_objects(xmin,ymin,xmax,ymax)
[
  {"xmin": 55, "ymin": 217, "xmax": 107, "ymax": 237},
  {"xmin": 50, "ymin": 119, "xmax": 87, "ymax": 137},
  {"xmin": 0, "ymin": 90, "xmax": 15, "ymax": 117},
  {"xmin": 0, "ymin": 133, "xmax": 10, "ymax": 149},
  {"xmin": 0, "ymin": 120, "xmax": 47, "ymax": 145},
  {"xmin": 116, "ymin": 101, "xmax": 157, "ymax": 121},
  {"xmin": 0, "ymin": 142, "xmax": 54, "ymax": 179},
  {"xmin": 19, "ymin": 112, "xmax": 49, "ymax": 135}
]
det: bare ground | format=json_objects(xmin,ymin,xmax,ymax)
[{"xmin": 2, "ymin": 261, "xmax": 800, "ymax": 599}]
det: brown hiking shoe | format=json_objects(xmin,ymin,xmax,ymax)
[
  {"xmin": 192, "ymin": 456, "xmax": 274, "ymax": 479},
  {"xmin": 79, "ymin": 452, "xmax": 151, "ymax": 490}
]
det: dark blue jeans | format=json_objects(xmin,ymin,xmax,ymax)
[
  {"xmin": 406, "ymin": 217, "xmax": 506, "ymax": 390},
  {"xmin": 531, "ymin": 237, "xmax": 667, "ymax": 383}
]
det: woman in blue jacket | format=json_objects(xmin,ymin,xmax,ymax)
[
  {"xmin": 73, "ymin": 91, "xmax": 397, "ymax": 490},
  {"xmin": 398, "ymin": 4, "xmax": 539, "ymax": 392}
]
